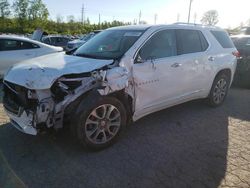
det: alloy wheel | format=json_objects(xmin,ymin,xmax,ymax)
[
  {"xmin": 213, "ymin": 78, "xmax": 228, "ymax": 104},
  {"xmin": 85, "ymin": 104, "xmax": 121, "ymax": 144}
]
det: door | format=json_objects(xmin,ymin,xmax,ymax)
[
  {"xmin": 132, "ymin": 29, "xmax": 207, "ymax": 119},
  {"xmin": 175, "ymin": 29, "xmax": 210, "ymax": 93},
  {"xmin": 0, "ymin": 39, "xmax": 39, "ymax": 75}
]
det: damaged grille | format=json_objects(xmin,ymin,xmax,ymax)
[{"xmin": 3, "ymin": 81, "xmax": 37, "ymax": 115}]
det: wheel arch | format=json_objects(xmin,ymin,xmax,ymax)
[
  {"xmin": 214, "ymin": 68, "xmax": 232, "ymax": 85},
  {"xmin": 66, "ymin": 89, "xmax": 133, "ymax": 126}
]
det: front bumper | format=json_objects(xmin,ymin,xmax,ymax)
[{"xmin": 5, "ymin": 109, "xmax": 37, "ymax": 135}]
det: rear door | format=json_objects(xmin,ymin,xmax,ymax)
[{"xmin": 175, "ymin": 29, "xmax": 210, "ymax": 93}]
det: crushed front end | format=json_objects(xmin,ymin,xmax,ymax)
[
  {"xmin": 3, "ymin": 80, "xmax": 58, "ymax": 135},
  {"xmin": 2, "ymin": 74, "xmax": 99, "ymax": 135}
]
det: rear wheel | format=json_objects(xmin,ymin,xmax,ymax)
[
  {"xmin": 207, "ymin": 73, "xmax": 230, "ymax": 107},
  {"xmin": 73, "ymin": 94, "xmax": 127, "ymax": 150}
]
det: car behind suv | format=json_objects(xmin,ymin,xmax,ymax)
[
  {"xmin": 3, "ymin": 24, "xmax": 238, "ymax": 150},
  {"xmin": 231, "ymin": 35, "xmax": 250, "ymax": 88}
]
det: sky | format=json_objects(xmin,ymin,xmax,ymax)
[{"xmin": 10, "ymin": 0, "xmax": 250, "ymax": 28}]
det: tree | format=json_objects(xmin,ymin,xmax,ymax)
[
  {"xmin": 67, "ymin": 15, "xmax": 75, "ymax": 23},
  {"xmin": 12, "ymin": 0, "xmax": 29, "ymax": 20},
  {"xmin": 56, "ymin": 14, "xmax": 63, "ymax": 23},
  {"xmin": 0, "ymin": 0, "xmax": 11, "ymax": 18},
  {"xmin": 12, "ymin": 0, "xmax": 29, "ymax": 32},
  {"xmin": 201, "ymin": 10, "xmax": 219, "ymax": 26},
  {"xmin": 28, "ymin": 0, "xmax": 49, "ymax": 20}
]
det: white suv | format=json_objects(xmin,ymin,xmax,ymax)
[{"xmin": 3, "ymin": 24, "xmax": 238, "ymax": 150}]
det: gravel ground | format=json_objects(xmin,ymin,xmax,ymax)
[{"xmin": 0, "ymin": 88, "xmax": 249, "ymax": 188}]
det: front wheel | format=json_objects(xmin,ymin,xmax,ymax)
[
  {"xmin": 207, "ymin": 73, "xmax": 230, "ymax": 107},
  {"xmin": 74, "ymin": 95, "xmax": 127, "ymax": 150}
]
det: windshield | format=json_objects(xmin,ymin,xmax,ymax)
[{"xmin": 75, "ymin": 29, "xmax": 144, "ymax": 60}]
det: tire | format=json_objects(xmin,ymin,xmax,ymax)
[
  {"xmin": 72, "ymin": 92, "xmax": 127, "ymax": 150},
  {"xmin": 207, "ymin": 73, "xmax": 230, "ymax": 107}
]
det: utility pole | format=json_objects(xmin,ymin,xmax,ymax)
[
  {"xmin": 154, "ymin": 14, "xmax": 157, "ymax": 24},
  {"xmin": 194, "ymin": 13, "xmax": 197, "ymax": 24},
  {"xmin": 99, "ymin": 13, "xmax": 101, "ymax": 29},
  {"xmin": 177, "ymin": 13, "xmax": 180, "ymax": 22},
  {"xmin": 81, "ymin": 4, "xmax": 85, "ymax": 24},
  {"xmin": 138, "ymin": 10, "xmax": 141, "ymax": 24},
  {"xmin": 187, "ymin": 0, "xmax": 193, "ymax": 23}
]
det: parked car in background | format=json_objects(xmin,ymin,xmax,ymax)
[
  {"xmin": 231, "ymin": 35, "xmax": 250, "ymax": 87},
  {"xmin": 66, "ymin": 30, "xmax": 102, "ymax": 52},
  {"xmin": 3, "ymin": 24, "xmax": 237, "ymax": 150},
  {"xmin": 0, "ymin": 35, "xmax": 63, "ymax": 78},
  {"xmin": 42, "ymin": 36, "xmax": 71, "ymax": 50},
  {"xmin": 238, "ymin": 27, "xmax": 250, "ymax": 35}
]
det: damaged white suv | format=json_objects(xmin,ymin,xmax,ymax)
[{"xmin": 3, "ymin": 24, "xmax": 238, "ymax": 149}]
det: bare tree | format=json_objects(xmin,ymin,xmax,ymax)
[
  {"xmin": 201, "ymin": 10, "xmax": 219, "ymax": 26},
  {"xmin": 0, "ymin": 0, "xmax": 11, "ymax": 18}
]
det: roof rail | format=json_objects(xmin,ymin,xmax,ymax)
[
  {"xmin": 173, "ymin": 22, "xmax": 203, "ymax": 26},
  {"xmin": 173, "ymin": 22, "xmax": 220, "ymax": 29}
]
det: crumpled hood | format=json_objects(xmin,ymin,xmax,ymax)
[{"xmin": 4, "ymin": 52, "xmax": 113, "ymax": 90}]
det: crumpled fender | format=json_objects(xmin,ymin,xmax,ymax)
[{"xmin": 98, "ymin": 67, "xmax": 129, "ymax": 95}]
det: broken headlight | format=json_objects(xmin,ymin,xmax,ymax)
[{"xmin": 51, "ymin": 78, "xmax": 82, "ymax": 102}]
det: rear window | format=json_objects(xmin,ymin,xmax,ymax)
[{"xmin": 211, "ymin": 30, "xmax": 234, "ymax": 48}]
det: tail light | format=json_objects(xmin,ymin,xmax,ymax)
[{"xmin": 232, "ymin": 51, "xmax": 241, "ymax": 58}]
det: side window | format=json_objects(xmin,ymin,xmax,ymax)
[
  {"xmin": 176, "ymin": 29, "xmax": 204, "ymax": 55},
  {"xmin": 20, "ymin": 41, "xmax": 40, "ymax": 49},
  {"xmin": 0, "ymin": 39, "xmax": 20, "ymax": 51},
  {"xmin": 42, "ymin": 38, "xmax": 50, "ymax": 44},
  {"xmin": 0, "ymin": 39, "xmax": 40, "ymax": 51},
  {"xmin": 199, "ymin": 31, "xmax": 209, "ymax": 51},
  {"xmin": 139, "ymin": 29, "xmax": 177, "ymax": 60},
  {"xmin": 47, "ymin": 37, "xmax": 56, "ymax": 45},
  {"xmin": 210, "ymin": 30, "xmax": 234, "ymax": 48}
]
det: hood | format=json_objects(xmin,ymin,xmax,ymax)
[{"xmin": 4, "ymin": 52, "xmax": 113, "ymax": 90}]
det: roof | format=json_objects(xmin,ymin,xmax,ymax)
[
  {"xmin": 0, "ymin": 35, "xmax": 33, "ymax": 41},
  {"xmin": 107, "ymin": 23, "xmax": 222, "ymax": 31}
]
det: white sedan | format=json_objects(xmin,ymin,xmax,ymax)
[{"xmin": 0, "ymin": 35, "xmax": 63, "ymax": 77}]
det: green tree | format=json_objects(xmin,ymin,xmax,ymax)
[
  {"xmin": 12, "ymin": 0, "xmax": 29, "ymax": 32},
  {"xmin": 0, "ymin": 0, "xmax": 11, "ymax": 18},
  {"xmin": 201, "ymin": 10, "xmax": 219, "ymax": 26},
  {"xmin": 28, "ymin": 0, "xmax": 48, "ymax": 20},
  {"xmin": 28, "ymin": 0, "xmax": 49, "ymax": 29}
]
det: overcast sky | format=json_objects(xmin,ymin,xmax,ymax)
[{"xmin": 10, "ymin": 0, "xmax": 250, "ymax": 28}]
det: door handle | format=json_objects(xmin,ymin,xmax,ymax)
[
  {"xmin": 150, "ymin": 60, "xmax": 156, "ymax": 70},
  {"xmin": 208, "ymin": 56, "xmax": 215, "ymax": 61},
  {"xmin": 171, "ymin": 63, "xmax": 182, "ymax": 68}
]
